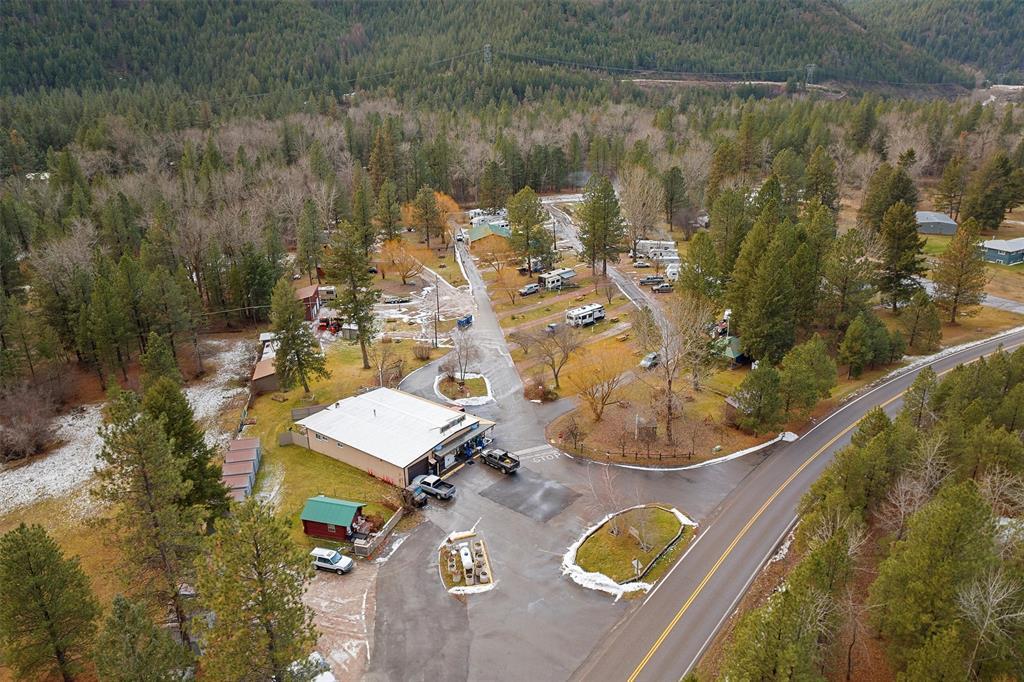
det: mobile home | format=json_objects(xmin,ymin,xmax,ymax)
[{"xmin": 565, "ymin": 303, "xmax": 606, "ymax": 327}]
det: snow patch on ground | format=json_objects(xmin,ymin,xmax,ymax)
[
  {"xmin": 561, "ymin": 504, "xmax": 697, "ymax": 601},
  {"xmin": 770, "ymin": 527, "xmax": 796, "ymax": 564},
  {"xmin": 0, "ymin": 336, "xmax": 250, "ymax": 516},
  {"xmin": 432, "ymin": 371, "xmax": 495, "ymax": 406},
  {"xmin": 373, "ymin": 533, "xmax": 407, "ymax": 564}
]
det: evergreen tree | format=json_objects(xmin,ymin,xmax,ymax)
[
  {"xmin": 269, "ymin": 278, "xmax": 330, "ymax": 390},
  {"xmin": 350, "ymin": 170, "xmax": 374, "ymax": 254},
  {"xmin": 740, "ymin": 223, "xmax": 798, "ymax": 363},
  {"xmin": 732, "ymin": 364, "xmax": 784, "ymax": 434},
  {"xmin": 818, "ymin": 229, "xmax": 876, "ymax": 330},
  {"xmin": 368, "ymin": 125, "xmax": 396, "ymax": 193},
  {"xmin": 93, "ymin": 595, "xmax": 192, "ymax": 682},
  {"xmin": 0, "ymin": 524, "xmax": 99, "ymax": 681},
  {"xmin": 195, "ymin": 500, "xmax": 319, "ymax": 682},
  {"xmin": 779, "ymin": 335, "xmax": 837, "ymax": 418},
  {"xmin": 932, "ymin": 218, "xmax": 988, "ymax": 323},
  {"xmin": 507, "ymin": 186, "xmax": 549, "ymax": 273},
  {"xmin": 707, "ymin": 188, "xmax": 751, "ymax": 277},
  {"xmin": 661, "ymin": 165, "xmax": 687, "ymax": 229},
  {"xmin": 878, "ymin": 202, "xmax": 925, "ymax": 312},
  {"xmin": 373, "ymin": 179, "xmax": 401, "ymax": 242},
  {"xmin": 934, "ymin": 155, "xmax": 967, "ymax": 220},
  {"xmin": 870, "ymin": 482, "xmax": 996, "ymax": 667},
  {"xmin": 577, "ymin": 174, "xmax": 625, "ymax": 275},
  {"xmin": 411, "ymin": 185, "xmax": 442, "ymax": 247},
  {"xmin": 804, "ymin": 145, "xmax": 838, "ymax": 211},
  {"xmin": 139, "ymin": 331, "xmax": 181, "ymax": 391},
  {"xmin": 858, "ymin": 163, "xmax": 918, "ymax": 233},
  {"xmin": 94, "ymin": 391, "xmax": 200, "ymax": 648},
  {"xmin": 678, "ymin": 230, "xmax": 721, "ymax": 303},
  {"xmin": 296, "ymin": 199, "xmax": 323, "ymax": 283},
  {"xmin": 961, "ymin": 152, "xmax": 1024, "ymax": 230},
  {"xmin": 901, "ymin": 290, "xmax": 942, "ymax": 352},
  {"xmin": 838, "ymin": 313, "xmax": 872, "ymax": 378},
  {"xmin": 142, "ymin": 375, "xmax": 229, "ymax": 516},
  {"xmin": 89, "ymin": 268, "xmax": 133, "ymax": 381},
  {"xmin": 326, "ymin": 222, "xmax": 378, "ymax": 369},
  {"xmin": 478, "ymin": 160, "xmax": 510, "ymax": 213}
]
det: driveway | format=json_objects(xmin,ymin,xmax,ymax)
[{"xmin": 372, "ymin": 239, "xmax": 771, "ymax": 681}]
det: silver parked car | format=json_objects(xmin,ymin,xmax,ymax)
[{"xmin": 640, "ymin": 352, "xmax": 660, "ymax": 369}]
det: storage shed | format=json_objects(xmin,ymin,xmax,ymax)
[
  {"xmin": 300, "ymin": 495, "xmax": 366, "ymax": 541},
  {"xmin": 295, "ymin": 284, "xmax": 321, "ymax": 321},
  {"xmin": 980, "ymin": 238, "xmax": 1024, "ymax": 266},
  {"xmin": 915, "ymin": 211, "xmax": 958, "ymax": 235}
]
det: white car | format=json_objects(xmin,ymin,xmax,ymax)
[
  {"xmin": 640, "ymin": 352, "xmax": 660, "ymax": 369},
  {"xmin": 310, "ymin": 547, "xmax": 354, "ymax": 574}
]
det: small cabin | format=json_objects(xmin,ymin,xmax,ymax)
[{"xmin": 300, "ymin": 495, "xmax": 368, "ymax": 541}]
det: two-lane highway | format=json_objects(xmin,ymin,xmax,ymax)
[{"xmin": 572, "ymin": 327, "xmax": 1024, "ymax": 680}]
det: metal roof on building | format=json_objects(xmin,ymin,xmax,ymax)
[
  {"xmin": 300, "ymin": 495, "xmax": 364, "ymax": 527},
  {"xmin": 983, "ymin": 238, "xmax": 1024, "ymax": 253}
]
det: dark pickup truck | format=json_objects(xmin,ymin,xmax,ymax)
[{"xmin": 480, "ymin": 448, "xmax": 520, "ymax": 474}]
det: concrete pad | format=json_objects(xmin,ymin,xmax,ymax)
[{"xmin": 478, "ymin": 468, "xmax": 580, "ymax": 522}]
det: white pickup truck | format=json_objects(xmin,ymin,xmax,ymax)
[{"xmin": 412, "ymin": 474, "xmax": 456, "ymax": 500}]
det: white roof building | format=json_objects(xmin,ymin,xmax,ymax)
[{"xmin": 296, "ymin": 387, "xmax": 495, "ymax": 485}]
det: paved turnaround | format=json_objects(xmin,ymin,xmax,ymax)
[{"xmin": 573, "ymin": 327, "xmax": 1024, "ymax": 681}]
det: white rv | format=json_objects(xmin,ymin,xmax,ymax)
[
  {"xmin": 665, "ymin": 263, "xmax": 681, "ymax": 282},
  {"xmin": 565, "ymin": 303, "xmax": 606, "ymax": 327},
  {"xmin": 538, "ymin": 267, "xmax": 577, "ymax": 290},
  {"xmin": 635, "ymin": 239, "xmax": 677, "ymax": 257}
]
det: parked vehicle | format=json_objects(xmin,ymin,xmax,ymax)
[
  {"xmin": 412, "ymin": 474, "xmax": 456, "ymax": 500},
  {"xmin": 480, "ymin": 448, "xmax": 520, "ymax": 474},
  {"xmin": 319, "ymin": 285, "xmax": 337, "ymax": 301},
  {"xmin": 633, "ymin": 260, "xmax": 651, "ymax": 268},
  {"xmin": 651, "ymin": 283, "xmax": 674, "ymax": 294},
  {"xmin": 383, "ymin": 295, "xmax": 412, "ymax": 304},
  {"xmin": 640, "ymin": 352, "xmax": 660, "ymax": 369},
  {"xmin": 639, "ymin": 275, "xmax": 665, "ymax": 286},
  {"xmin": 519, "ymin": 283, "xmax": 540, "ymax": 296},
  {"xmin": 367, "ymin": 266, "xmax": 378, "ymax": 274},
  {"xmin": 456, "ymin": 314, "xmax": 473, "ymax": 329},
  {"xmin": 546, "ymin": 322, "xmax": 559, "ymax": 333},
  {"xmin": 310, "ymin": 548, "xmax": 354, "ymax": 575},
  {"xmin": 401, "ymin": 483, "xmax": 428, "ymax": 508},
  {"xmin": 565, "ymin": 303, "xmax": 606, "ymax": 327}
]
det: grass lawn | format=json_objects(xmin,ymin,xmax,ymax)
[
  {"xmin": 438, "ymin": 376, "xmax": 488, "ymax": 400},
  {"xmin": 396, "ymin": 232, "xmax": 466, "ymax": 287},
  {"xmin": 923, "ymin": 235, "xmax": 952, "ymax": 256},
  {"xmin": 575, "ymin": 506, "xmax": 686, "ymax": 583},
  {"xmin": 245, "ymin": 340, "xmax": 431, "ymax": 546},
  {"xmin": 877, "ymin": 305, "xmax": 1024, "ymax": 350}
]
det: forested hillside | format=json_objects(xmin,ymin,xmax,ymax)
[
  {"xmin": 1, "ymin": 0, "xmax": 971, "ymax": 173},
  {"xmin": 846, "ymin": 0, "xmax": 1024, "ymax": 84}
]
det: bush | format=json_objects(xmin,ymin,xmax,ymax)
[
  {"xmin": 413, "ymin": 344, "xmax": 432, "ymax": 361},
  {"xmin": 524, "ymin": 375, "xmax": 557, "ymax": 402},
  {"xmin": 0, "ymin": 383, "xmax": 58, "ymax": 462}
]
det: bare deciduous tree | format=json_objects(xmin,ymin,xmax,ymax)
[
  {"xmin": 447, "ymin": 328, "xmax": 480, "ymax": 382},
  {"xmin": 587, "ymin": 465, "xmax": 624, "ymax": 536},
  {"xmin": 619, "ymin": 165, "xmax": 665, "ymax": 254},
  {"xmin": 568, "ymin": 345, "xmax": 632, "ymax": 421},
  {"xmin": 533, "ymin": 325, "xmax": 581, "ymax": 389},
  {"xmin": 956, "ymin": 569, "xmax": 1024, "ymax": 675}
]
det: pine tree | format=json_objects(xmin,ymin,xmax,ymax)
[
  {"xmin": 0, "ymin": 524, "xmax": 99, "ymax": 681},
  {"xmin": 732, "ymin": 364, "xmax": 784, "ymax": 434},
  {"xmin": 934, "ymin": 155, "xmax": 967, "ymax": 220},
  {"xmin": 142, "ymin": 375, "xmax": 229, "ymax": 516},
  {"xmin": 678, "ymin": 230, "xmax": 721, "ymax": 302},
  {"xmin": 901, "ymin": 290, "xmax": 942, "ymax": 352},
  {"xmin": 139, "ymin": 331, "xmax": 181, "ymax": 391},
  {"xmin": 94, "ymin": 391, "xmax": 200, "ymax": 648},
  {"xmin": 195, "ymin": 500, "xmax": 319, "ymax": 681},
  {"xmin": 838, "ymin": 313, "xmax": 872, "ymax": 378},
  {"xmin": 89, "ymin": 267, "xmax": 133, "ymax": 381},
  {"xmin": 804, "ymin": 145, "xmax": 838, "ymax": 211},
  {"xmin": 740, "ymin": 224, "xmax": 798, "ymax": 363},
  {"xmin": 478, "ymin": 160, "xmax": 510, "ymax": 213},
  {"xmin": 858, "ymin": 163, "xmax": 918, "ymax": 233},
  {"xmin": 724, "ymin": 210, "xmax": 774, "ymax": 338},
  {"xmin": 961, "ymin": 152, "xmax": 1024, "ymax": 230},
  {"xmin": 325, "ymin": 222, "xmax": 378, "ymax": 369},
  {"xmin": 368, "ymin": 125, "xmax": 396, "ymax": 193},
  {"xmin": 779, "ymin": 335, "xmax": 837, "ymax": 418},
  {"xmin": 411, "ymin": 185, "xmax": 442, "ymax": 247},
  {"xmin": 818, "ymin": 229, "xmax": 876, "ymax": 330},
  {"xmin": 878, "ymin": 202, "xmax": 925, "ymax": 312},
  {"xmin": 577, "ymin": 174, "xmax": 625, "ymax": 274},
  {"xmin": 707, "ymin": 188, "xmax": 751, "ymax": 277},
  {"xmin": 507, "ymin": 186, "xmax": 549, "ymax": 273},
  {"xmin": 350, "ymin": 170, "xmax": 374, "ymax": 254},
  {"xmin": 932, "ymin": 218, "xmax": 988, "ymax": 323},
  {"xmin": 93, "ymin": 595, "xmax": 192, "ymax": 681},
  {"xmin": 296, "ymin": 199, "xmax": 323, "ymax": 283},
  {"xmin": 269, "ymin": 278, "xmax": 330, "ymax": 390},
  {"xmin": 373, "ymin": 179, "xmax": 401, "ymax": 241},
  {"xmin": 661, "ymin": 165, "xmax": 687, "ymax": 229}
]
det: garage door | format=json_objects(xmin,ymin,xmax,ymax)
[{"xmin": 405, "ymin": 456, "xmax": 431, "ymax": 485}]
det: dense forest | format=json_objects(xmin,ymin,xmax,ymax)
[
  {"xmin": 1, "ymin": 0, "xmax": 974, "ymax": 173},
  {"xmin": 847, "ymin": 0, "xmax": 1024, "ymax": 84}
]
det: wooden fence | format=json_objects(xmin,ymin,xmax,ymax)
[{"xmin": 354, "ymin": 507, "xmax": 405, "ymax": 557}]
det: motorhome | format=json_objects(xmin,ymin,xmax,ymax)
[
  {"xmin": 565, "ymin": 303, "xmax": 606, "ymax": 327},
  {"xmin": 634, "ymin": 239, "xmax": 677, "ymax": 257},
  {"xmin": 538, "ymin": 267, "xmax": 577, "ymax": 290}
]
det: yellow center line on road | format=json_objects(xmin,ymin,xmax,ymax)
[{"xmin": 626, "ymin": 339, "xmax": 1024, "ymax": 682}]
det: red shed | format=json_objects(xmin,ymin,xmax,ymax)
[
  {"xmin": 300, "ymin": 495, "xmax": 366, "ymax": 541},
  {"xmin": 294, "ymin": 284, "xmax": 321, "ymax": 321}
]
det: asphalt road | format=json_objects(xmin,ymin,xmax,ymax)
[{"xmin": 573, "ymin": 326, "xmax": 1024, "ymax": 681}]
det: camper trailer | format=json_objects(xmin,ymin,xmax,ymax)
[
  {"xmin": 565, "ymin": 303, "xmax": 606, "ymax": 327},
  {"xmin": 538, "ymin": 268, "xmax": 577, "ymax": 290}
]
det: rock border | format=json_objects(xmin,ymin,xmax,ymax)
[{"xmin": 433, "ymin": 371, "xmax": 494, "ymax": 407}]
